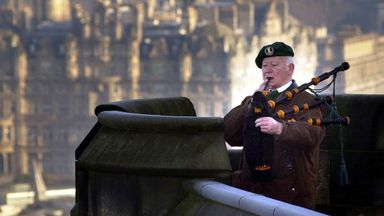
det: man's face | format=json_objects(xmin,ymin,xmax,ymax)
[{"xmin": 261, "ymin": 56, "xmax": 294, "ymax": 89}]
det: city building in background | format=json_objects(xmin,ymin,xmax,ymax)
[{"xmin": 0, "ymin": 0, "xmax": 382, "ymax": 202}]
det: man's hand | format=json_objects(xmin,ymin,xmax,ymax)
[{"xmin": 255, "ymin": 117, "xmax": 283, "ymax": 135}]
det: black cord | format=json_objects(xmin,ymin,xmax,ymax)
[
  {"xmin": 329, "ymin": 74, "xmax": 349, "ymax": 185},
  {"xmin": 309, "ymin": 75, "xmax": 336, "ymax": 94}
]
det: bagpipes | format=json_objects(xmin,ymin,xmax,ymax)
[{"xmin": 243, "ymin": 62, "xmax": 350, "ymax": 182}]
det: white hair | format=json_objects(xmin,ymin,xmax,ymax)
[{"xmin": 285, "ymin": 56, "xmax": 294, "ymax": 65}]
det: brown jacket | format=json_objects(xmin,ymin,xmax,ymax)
[{"xmin": 224, "ymin": 88, "xmax": 325, "ymax": 209}]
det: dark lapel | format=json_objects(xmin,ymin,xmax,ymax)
[{"xmin": 286, "ymin": 79, "xmax": 298, "ymax": 91}]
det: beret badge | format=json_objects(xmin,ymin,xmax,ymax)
[{"xmin": 264, "ymin": 46, "xmax": 274, "ymax": 56}]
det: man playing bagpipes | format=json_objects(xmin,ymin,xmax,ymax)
[{"xmin": 224, "ymin": 42, "xmax": 326, "ymax": 209}]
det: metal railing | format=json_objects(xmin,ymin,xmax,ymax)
[{"xmin": 183, "ymin": 179, "xmax": 328, "ymax": 216}]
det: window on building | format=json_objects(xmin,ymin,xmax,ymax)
[
  {"xmin": 28, "ymin": 102, "xmax": 36, "ymax": 115},
  {"xmin": 0, "ymin": 154, "xmax": 3, "ymax": 174},
  {"xmin": 222, "ymin": 101, "xmax": 229, "ymax": 115},
  {"xmin": 0, "ymin": 125, "xmax": 11, "ymax": 143},
  {"xmin": 42, "ymin": 130, "xmax": 54, "ymax": 145},
  {"xmin": 3, "ymin": 100, "xmax": 12, "ymax": 116},
  {"xmin": 4, "ymin": 126, "xmax": 11, "ymax": 143},
  {"xmin": 207, "ymin": 101, "xmax": 214, "ymax": 116},
  {"xmin": 7, "ymin": 153, "xmax": 12, "ymax": 173},
  {"xmin": 2, "ymin": 83, "xmax": 10, "ymax": 94},
  {"xmin": 0, "ymin": 102, "xmax": 3, "ymax": 117},
  {"xmin": 28, "ymin": 128, "xmax": 37, "ymax": 145},
  {"xmin": 215, "ymin": 102, "xmax": 222, "ymax": 116},
  {"xmin": 28, "ymin": 153, "xmax": 38, "ymax": 173},
  {"xmin": 41, "ymin": 102, "xmax": 52, "ymax": 115},
  {"xmin": 43, "ymin": 153, "xmax": 53, "ymax": 174},
  {"xmin": 89, "ymin": 91, "xmax": 98, "ymax": 116}
]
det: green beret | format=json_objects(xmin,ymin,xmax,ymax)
[{"xmin": 255, "ymin": 42, "xmax": 294, "ymax": 68}]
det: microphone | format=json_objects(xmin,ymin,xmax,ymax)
[
  {"xmin": 313, "ymin": 61, "xmax": 350, "ymax": 85},
  {"xmin": 338, "ymin": 62, "xmax": 350, "ymax": 71}
]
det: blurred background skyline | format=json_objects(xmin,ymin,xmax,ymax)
[{"xmin": 0, "ymin": 0, "xmax": 383, "ymax": 215}]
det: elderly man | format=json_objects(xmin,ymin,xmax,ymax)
[{"xmin": 224, "ymin": 42, "xmax": 325, "ymax": 209}]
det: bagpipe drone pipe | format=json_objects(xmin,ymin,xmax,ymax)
[{"xmin": 243, "ymin": 62, "xmax": 351, "ymax": 182}]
